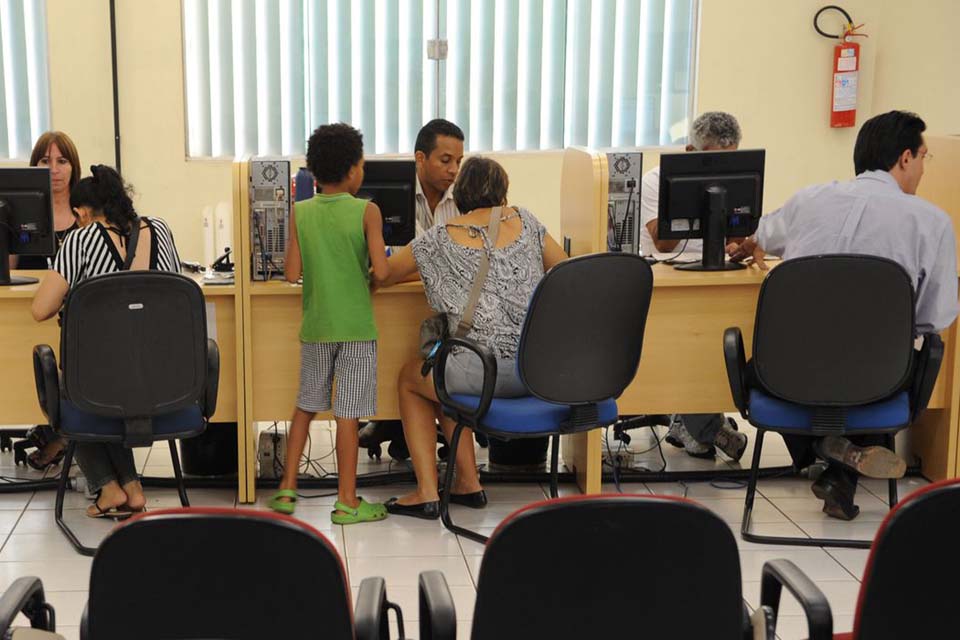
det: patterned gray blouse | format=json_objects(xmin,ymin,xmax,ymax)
[{"xmin": 412, "ymin": 207, "xmax": 548, "ymax": 360}]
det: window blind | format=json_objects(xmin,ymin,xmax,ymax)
[
  {"xmin": 0, "ymin": 0, "xmax": 50, "ymax": 160},
  {"xmin": 184, "ymin": 0, "xmax": 697, "ymax": 158}
]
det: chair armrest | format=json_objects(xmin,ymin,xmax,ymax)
[
  {"xmin": 434, "ymin": 337, "xmax": 497, "ymax": 426},
  {"xmin": 910, "ymin": 333, "xmax": 944, "ymax": 421},
  {"xmin": 723, "ymin": 328, "xmax": 749, "ymax": 418},
  {"xmin": 418, "ymin": 570, "xmax": 456, "ymax": 640},
  {"xmin": 31, "ymin": 346, "xmax": 59, "ymax": 429},
  {"xmin": 203, "ymin": 339, "xmax": 220, "ymax": 420},
  {"xmin": 0, "ymin": 577, "xmax": 55, "ymax": 633},
  {"xmin": 355, "ymin": 576, "xmax": 396, "ymax": 640},
  {"xmin": 760, "ymin": 560, "xmax": 832, "ymax": 640}
]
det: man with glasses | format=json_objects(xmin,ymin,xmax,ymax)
[{"xmin": 727, "ymin": 110, "xmax": 958, "ymax": 520}]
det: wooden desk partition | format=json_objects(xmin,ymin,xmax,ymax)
[{"xmin": 559, "ymin": 147, "xmax": 960, "ymax": 493}]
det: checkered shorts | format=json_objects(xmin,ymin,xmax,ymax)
[{"xmin": 297, "ymin": 340, "xmax": 377, "ymax": 418}]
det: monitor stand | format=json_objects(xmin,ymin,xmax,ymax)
[
  {"xmin": 0, "ymin": 207, "xmax": 39, "ymax": 286},
  {"xmin": 675, "ymin": 185, "xmax": 745, "ymax": 272}
]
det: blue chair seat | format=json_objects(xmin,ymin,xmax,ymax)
[
  {"xmin": 749, "ymin": 389, "xmax": 910, "ymax": 431},
  {"xmin": 449, "ymin": 394, "xmax": 619, "ymax": 435},
  {"xmin": 60, "ymin": 400, "xmax": 204, "ymax": 440}
]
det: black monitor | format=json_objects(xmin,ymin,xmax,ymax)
[
  {"xmin": 0, "ymin": 167, "xmax": 54, "ymax": 285},
  {"xmin": 357, "ymin": 160, "xmax": 417, "ymax": 246},
  {"xmin": 657, "ymin": 149, "xmax": 765, "ymax": 271}
]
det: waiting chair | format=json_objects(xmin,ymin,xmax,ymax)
[
  {"xmin": 761, "ymin": 478, "xmax": 960, "ymax": 639},
  {"xmin": 724, "ymin": 255, "xmax": 943, "ymax": 548},
  {"xmin": 417, "ymin": 495, "xmax": 833, "ymax": 639},
  {"xmin": 0, "ymin": 577, "xmax": 59, "ymax": 639},
  {"xmin": 32, "ymin": 271, "xmax": 220, "ymax": 555},
  {"xmin": 434, "ymin": 253, "xmax": 653, "ymax": 543},
  {"xmin": 81, "ymin": 508, "xmax": 401, "ymax": 640}
]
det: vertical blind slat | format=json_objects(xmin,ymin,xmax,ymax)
[
  {"xmin": 493, "ymin": 0, "xmax": 519, "ymax": 151},
  {"xmin": 184, "ymin": 0, "xmax": 212, "ymax": 157},
  {"xmin": 24, "ymin": 0, "xmax": 49, "ymax": 145}
]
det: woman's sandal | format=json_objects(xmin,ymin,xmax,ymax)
[
  {"xmin": 26, "ymin": 444, "xmax": 65, "ymax": 472},
  {"xmin": 268, "ymin": 489, "xmax": 298, "ymax": 515},
  {"xmin": 86, "ymin": 492, "xmax": 132, "ymax": 520},
  {"xmin": 331, "ymin": 498, "xmax": 387, "ymax": 525}
]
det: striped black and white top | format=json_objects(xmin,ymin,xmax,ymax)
[{"xmin": 53, "ymin": 217, "xmax": 181, "ymax": 287}]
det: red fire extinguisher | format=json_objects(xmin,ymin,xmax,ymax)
[{"xmin": 815, "ymin": 6, "xmax": 868, "ymax": 128}]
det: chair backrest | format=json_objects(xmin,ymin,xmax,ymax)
[
  {"xmin": 752, "ymin": 255, "xmax": 914, "ymax": 405},
  {"xmin": 472, "ymin": 496, "xmax": 744, "ymax": 640},
  {"xmin": 853, "ymin": 479, "xmax": 960, "ymax": 639},
  {"xmin": 85, "ymin": 508, "xmax": 355, "ymax": 640},
  {"xmin": 518, "ymin": 253, "xmax": 653, "ymax": 403},
  {"xmin": 60, "ymin": 271, "xmax": 208, "ymax": 418}
]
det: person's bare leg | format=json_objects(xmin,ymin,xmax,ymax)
[
  {"xmin": 277, "ymin": 408, "xmax": 315, "ymax": 502},
  {"xmin": 437, "ymin": 415, "xmax": 482, "ymax": 495},
  {"xmin": 86, "ymin": 480, "xmax": 127, "ymax": 517},
  {"xmin": 334, "ymin": 417, "xmax": 360, "ymax": 514},
  {"xmin": 395, "ymin": 360, "xmax": 443, "ymax": 505}
]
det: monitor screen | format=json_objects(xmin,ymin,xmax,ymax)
[
  {"xmin": 0, "ymin": 167, "xmax": 54, "ymax": 285},
  {"xmin": 357, "ymin": 160, "xmax": 417, "ymax": 246}
]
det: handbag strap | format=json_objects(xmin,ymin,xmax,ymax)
[
  {"xmin": 454, "ymin": 206, "xmax": 503, "ymax": 338},
  {"xmin": 122, "ymin": 217, "xmax": 142, "ymax": 271}
]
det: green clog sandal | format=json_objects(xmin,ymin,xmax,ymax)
[
  {"xmin": 268, "ymin": 489, "xmax": 298, "ymax": 515},
  {"xmin": 331, "ymin": 498, "xmax": 387, "ymax": 525}
]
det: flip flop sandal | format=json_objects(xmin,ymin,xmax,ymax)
[
  {"xmin": 86, "ymin": 493, "xmax": 131, "ymax": 520},
  {"xmin": 331, "ymin": 498, "xmax": 387, "ymax": 525},
  {"xmin": 120, "ymin": 505, "xmax": 149, "ymax": 516},
  {"xmin": 26, "ymin": 446, "xmax": 65, "ymax": 472},
  {"xmin": 268, "ymin": 489, "xmax": 298, "ymax": 515}
]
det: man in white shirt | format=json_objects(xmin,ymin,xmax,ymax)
[
  {"xmin": 361, "ymin": 119, "xmax": 466, "ymax": 460},
  {"xmin": 638, "ymin": 112, "xmax": 749, "ymax": 462},
  {"xmin": 728, "ymin": 110, "xmax": 958, "ymax": 520}
]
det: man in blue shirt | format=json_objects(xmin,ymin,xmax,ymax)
[{"xmin": 728, "ymin": 111, "xmax": 958, "ymax": 519}]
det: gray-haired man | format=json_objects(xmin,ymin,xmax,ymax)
[{"xmin": 638, "ymin": 111, "xmax": 748, "ymax": 461}]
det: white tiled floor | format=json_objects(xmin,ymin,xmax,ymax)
[{"xmin": 0, "ymin": 420, "xmax": 926, "ymax": 640}]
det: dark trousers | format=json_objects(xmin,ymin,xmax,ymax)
[
  {"xmin": 782, "ymin": 433, "xmax": 889, "ymax": 494},
  {"xmin": 681, "ymin": 414, "xmax": 725, "ymax": 445}
]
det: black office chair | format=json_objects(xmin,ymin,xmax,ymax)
[
  {"xmin": 32, "ymin": 271, "xmax": 220, "ymax": 556},
  {"xmin": 761, "ymin": 478, "xmax": 960, "ymax": 639},
  {"xmin": 724, "ymin": 255, "xmax": 943, "ymax": 548},
  {"xmin": 0, "ymin": 577, "xmax": 58, "ymax": 638},
  {"xmin": 434, "ymin": 253, "xmax": 653, "ymax": 543},
  {"xmin": 81, "ymin": 507, "xmax": 401, "ymax": 640},
  {"xmin": 417, "ymin": 495, "xmax": 833, "ymax": 639}
]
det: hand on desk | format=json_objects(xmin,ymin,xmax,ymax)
[{"xmin": 726, "ymin": 237, "xmax": 769, "ymax": 270}]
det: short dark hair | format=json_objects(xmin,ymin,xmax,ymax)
[
  {"xmin": 306, "ymin": 123, "xmax": 364, "ymax": 184},
  {"xmin": 453, "ymin": 156, "xmax": 509, "ymax": 213},
  {"xmin": 414, "ymin": 119, "xmax": 465, "ymax": 157},
  {"xmin": 853, "ymin": 111, "xmax": 926, "ymax": 175}
]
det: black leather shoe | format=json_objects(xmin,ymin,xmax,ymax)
[
  {"xmin": 811, "ymin": 469, "xmax": 860, "ymax": 521},
  {"xmin": 440, "ymin": 489, "xmax": 488, "ymax": 509},
  {"xmin": 384, "ymin": 497, "xmax": 440, "ymax": 520}
]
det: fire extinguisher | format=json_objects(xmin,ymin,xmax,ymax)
[{"xmin": 814, "ymin": 6, "xmax": 868, "ymax": 128}]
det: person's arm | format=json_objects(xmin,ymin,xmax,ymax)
[
  {"xmin": 542, "ymin": 232, "xmax": 568, "ymax": 271},
  {"xmin": 284, "ymin": 206, "xmax": 302, "ymax": 283},
  {"xmin": 7, "ymin": 256, "xmax": 16, "ymax": 270},
  {"xmin": 638, "ymin": 169, "xmax": 680, "ymax": 253},
  {"xmin": 916, "ymin": 229, "xmax": 960, "ymax": 334},
  {"xmin": 31, "ymin": 270, "xmax": 68, "ymax": 321},
  {"xmin": 646, "ymin": 219, "xmax": 681, "ymax": 253},
  {"xmin": 380, "ymin": 244, "xmax": 420, "ymax": 287},
  {"xmin": 364, "ymin": 202, "xmax": 389, "ymax": 285}
]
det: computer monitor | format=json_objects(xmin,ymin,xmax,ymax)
[
  {"xmin": 657, "ymin": 149, "xmax": 765, "ymax": 271},
  {"xmin": 0, "ymin": 167, "xmax": 54, "ymax": 286},
  {"xmin": 356, "ymin": 160, "xmax": 417, "ymax": 246}
]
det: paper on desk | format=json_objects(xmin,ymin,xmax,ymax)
[{"xmin": 206, "ymin": 302, "xmax": 217, "ymax": 343}]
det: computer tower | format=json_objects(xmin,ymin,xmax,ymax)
[
  {"xmin": 605, "ymin": 151, "xmax": 643, "ymax": 253},
  {"xmin": 249, "ymin": 158, "xmax": 290, "ymax": 280}
]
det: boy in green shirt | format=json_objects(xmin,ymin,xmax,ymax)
[{"xmin": 269, "ymin": 123, "xmax": 390, "ymax": 523}]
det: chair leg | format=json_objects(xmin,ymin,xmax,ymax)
[
  {"xmin": 169, "ymin": 441, "xmax": 190, "ymax": 507},
  {"xmin": 886, "ymin": 433, "xmax": 899, "ymax": 508},
  {"xmin": 55, "ymin": 442, "xmax": 96, "ymax": 557},
  {"xmin": 741, "ymin": 430, "xmax": 871, "ymax": 549},
  {"xmin": 548, "ymin": 434, "xmax": 560, "ymax": 499},
  {"xmin": 439, "ymin": 423, "xmax": 488, "ymax": 545}
]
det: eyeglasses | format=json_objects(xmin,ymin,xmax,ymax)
[{"xmin": 922, "ymin": 151, "xmax": 934, "ymax": 162}]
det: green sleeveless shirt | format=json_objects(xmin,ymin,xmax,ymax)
[{"xmin": 296, "ymin": 193, "xmax": 377, "ymax": 342}]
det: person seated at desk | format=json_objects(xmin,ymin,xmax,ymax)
[
  {"xmin": 9, "ymin": 132, "xmax": 82, "ymax": 471},
  {"xmin": 31, "ymin": 165, "xmax": 182, "ymax": 519},
  {"xmin": 379, "ymin": 156, "xmax": 567, "ymax": 519},
  {"xmin": 639, "ymin": 111, "xmax": 748, "ymax": 462},
  {"xmin": 727, "ymin": 110, "xmax": 959, "ymax": 520}
]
